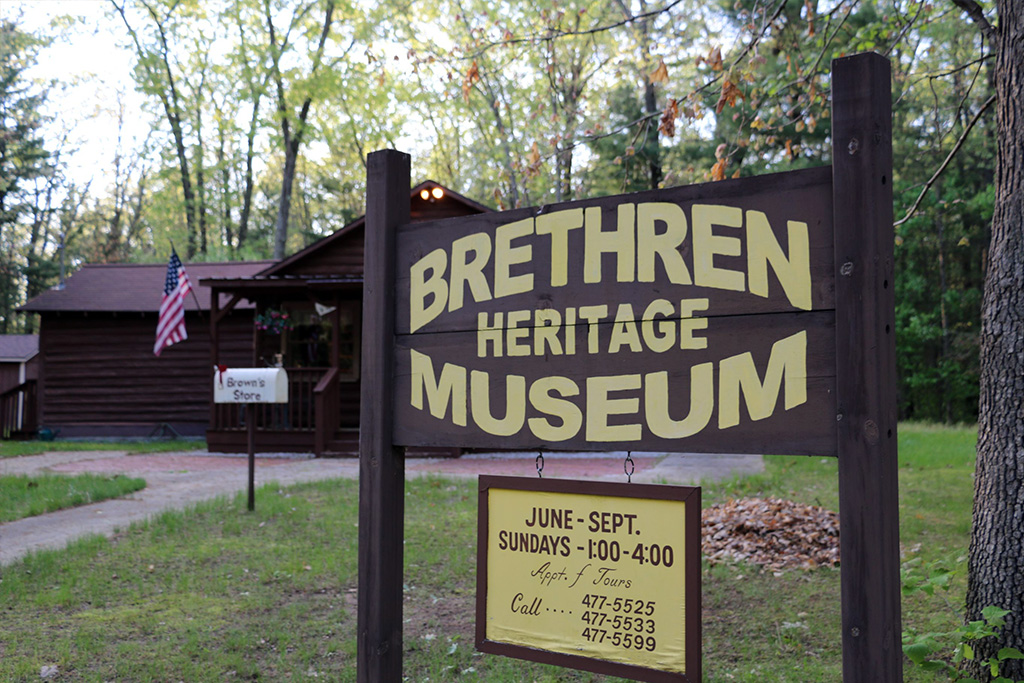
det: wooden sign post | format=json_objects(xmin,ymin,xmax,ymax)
[
  {"xmin": 358, "ymin": 150, "xmax": 410, "ymax": 682},
  {"xmin": 357, "ymin": 51, "xmax": 900, "ymax": 682},
  {"xmin": 831, "ymin": 53, "xmax": 901, "ymax": 681}
]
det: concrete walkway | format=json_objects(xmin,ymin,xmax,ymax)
[{"xmin": 0, "ymin": 449, "xmax": 763, "ymax": 566}]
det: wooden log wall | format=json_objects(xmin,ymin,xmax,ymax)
[{"xmin": 38, "ymin": 311, "xmax": 252, "ymax": 435}]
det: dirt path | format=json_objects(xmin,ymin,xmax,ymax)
[{"xmin": 0, "ymin": 450, "xmax": 762, "ymax": 566}]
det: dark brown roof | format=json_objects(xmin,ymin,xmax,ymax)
[
  {"xmin": 0, "ymin": 334, "xmax": 39, "ymax": 362},
  {"xmin": 19, "ymin": 261, "xmax": 273, "ymax": 313},
  {"xmin": 255, "ymin": 180, "xmax": 491, "ymax": 278}
]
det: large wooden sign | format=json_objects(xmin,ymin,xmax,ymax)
[
  {"xmin": 477, "ymin": 476, "xmax": 701, "ymax": 682},
  {"xmin": 393, "ymin": 168, "xmax": 835, "ymax": 455},
  {"xmin": 358, "ymin": 52, "xmax": 901, "ymax": 683}
]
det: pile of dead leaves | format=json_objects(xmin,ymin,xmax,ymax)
[{"xmin": 702, "ymin": 497, "xmax": 840, "ymax": 571}]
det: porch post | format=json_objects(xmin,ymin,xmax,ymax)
[{"xmin": 209, "ymin": 287, "xmax": 221, "ymax": 432}]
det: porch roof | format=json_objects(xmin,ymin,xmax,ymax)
[
  {"xmin": 0, "ymin": 334, "xmax": 39, "ymax": 363},
  {"xmin": 202, "ymin": 275, "xmax": 364, "ymax": 298}
]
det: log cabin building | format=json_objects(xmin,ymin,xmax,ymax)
[
  {"xmin": 18, "ymin": 261, "xmax": 272, "ymax": 439},
  {"xmin": 16, "ymin": 181, "xmax": 488, "ymax": 454}
]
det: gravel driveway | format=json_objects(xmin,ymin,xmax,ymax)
[{"xmin": 0, "ymin": 449, "xmax": 762, "ymax": 566}]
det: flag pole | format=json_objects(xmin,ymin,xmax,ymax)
[{"xmin": 169, "ymin": 240, "xmax": 205, "ymax": 315}]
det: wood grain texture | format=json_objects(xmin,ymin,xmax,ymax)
[
  {"xmin": 357, "ymin": 150, "xmax": 410, "ymax": 683},
  {"xmin": 831, "ymin": 52, "xmax": 902, "ymax": 683},
  {"xmin": 38, "ymin": 311, "xmax": 251, "ymax": 432}
]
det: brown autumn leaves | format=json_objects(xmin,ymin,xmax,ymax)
[{"xmin": 703, "ymin": 497, "xmax": 841, "ymax": 572}]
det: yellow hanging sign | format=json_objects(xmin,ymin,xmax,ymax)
[{"xmin": 476, "ymin": 476, "xmax": 701, "ymax": 682}]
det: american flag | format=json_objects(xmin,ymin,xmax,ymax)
[{"xmin": 153, "ymin": 250, "xmax": 192, "ymax": 356}]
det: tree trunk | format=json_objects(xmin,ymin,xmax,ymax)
[
  {"xmin": 643, "ymin": 78, "xmax": 662, "ymax": 190},
  {"xmin": 168, "ymin": 105, "xmax": 197, "ymax": 258},
  {"xmin": 238, "ymin": 92, "xmax": 260, "ymax": 251},
  {"xmin": 218, "ymin": 120, "xmax": 232, "ymax": 253},
  {"xmin": 964, "ymin": 1, "xmax": 1024, "ymax": 679},
  {"xmin": 195, "ymin": 104, "xmax": 207, "ymax": 256},
  {"xmin": 267, "ymin": 0, "xmax": 334, "ymax": 260},
  {"xmin": 274, "ymin": 139, "xmax": 300, "ymax": 259}
]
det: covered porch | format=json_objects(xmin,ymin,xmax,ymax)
[
  {"xmin": 202, "ymin": 180, "xmax": 489, "ymax": 456},
  {"xmin": 204, "ymin": 276, "xmax": 363, "ymax": 456}
]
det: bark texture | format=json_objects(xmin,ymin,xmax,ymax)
[{"xmin": 965, "ymin": 1, "xmax": 1024, "ymax": 679}]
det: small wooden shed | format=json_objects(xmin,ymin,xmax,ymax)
[
  {"xmin": 202, "ymin": 181, "xmax": 490, "ymax": 455},
  {"xmin": 19, "ymin": 261, "xmax": 272, "ymax": 438}
]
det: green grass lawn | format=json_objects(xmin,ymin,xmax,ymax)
[
  {"xmin": 0, "ymin": 473, "xmax": 147, "ymax": 523},
  {"xmin": 0, "ymin": 440, "xmax": 202, "ymax": 459},
  {"xmin": 0, "ymin": 423, "xmax": 977, "ymax": 681}
]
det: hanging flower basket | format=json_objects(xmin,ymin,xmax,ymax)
[{"xmin": 255, "ymin": 309, "xmax": 292, "ymax": 334}]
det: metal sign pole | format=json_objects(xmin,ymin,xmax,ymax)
[{"xmin": 247, "ymin": 403, "xmax": 256, "ymax": 512}]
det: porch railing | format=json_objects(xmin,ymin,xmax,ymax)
[
  {"xmin": 1, "ymin": 380, "xmax": 38, "ymax": 440},
  {"xmin": 313, "ymin": 367, "xmax": 341, "ymax": 457}
]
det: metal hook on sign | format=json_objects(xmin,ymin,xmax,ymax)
[
  {"xmin": 536, "ymin": 452, "xmax": 545, "ymax": 479},
  {"xmin": 624, "ymin": 452, "xmax": 635, "ymax": 483}
]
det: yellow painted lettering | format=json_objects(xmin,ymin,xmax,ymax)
[
  {"xmin": 584, "ymin": 204, "xmax": 635, "ymax": 284},
  {"xmin": 585, "ymin": 374, "xmax": 642, "ymax": 442},
  {"xmin": 536, "ymin": 209, "xmax": 584, "ymax": 287},
  {"xmin": 692, "ymin": 204, "xmax": 745, "ymax": 292},
  {"xmin": 506, "ymin": 310, "xmax": 531, "ymax": 357},
  {"xmin": 494, "ymin": 218, "xmax": 534, "ymax": 298},
  {"xmin": 578, "ymin": 305, "xmax": 608, "ymax": 354},
  {"xmin": 477, "ymin": 312, "xmax": 503, "ymax": 358},
  {"xmin": 528, "ymin": 376, "xmax": 583, "ymax": 441},
  {"xmin": 747, "ymin": 211, "xmax": 812, "ymax": 310},
  {"xmin": 718, "ymin": 331, "xmax": 807, "ymax": 428},
  {"xmin": 637, "ymin": 202, "xmax": 691, "ymax": 285},
  {"xmin": 449, "ymin": 232, "xmax": 493, "ymax": 312},
  {"xmin": 641, "ymin": 299, "xmax": 676, "ymax": 353},
  {"xmin": 608, "ymin": 303, "xmax": 643, "ymax": 353},
  {"xmin": 409, "ymin": 349, "xmax": 467, "ymax": 426},
  {"xmin": 679, "ymin": 298, "xmax": 709, "ymax": 350},
  {"xmin": 410, "ymin": 248, "xmax": 448, "ymax": 333},
  {"xmin": 534, "ymin": 309, "xmax": 563, "ymax": 356},
  {"xmin": 471, "ymin": 370, "xmax": 526, "ymax": 436},
  {"xmin": 645, "ymin": 364, "xmax": 714, "ymax": 438},
  {"xmin": 565, "ymin": 308, "xmax": 577, "ymax": 355}
]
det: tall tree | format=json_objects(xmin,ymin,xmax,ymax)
[
  {"xmin": 111, "ymin": 0, "xmax": 205, "ymax": 257},
  {"xmin": 0, "ymin": 17, "xmax": 51, "ymax": 333},
  {"xmin": 264, "ymin": 0, "xmax": 336, "ymax": 260},
  {"xmin": 958, "ymin": 0, "xmax": 1024, "ymax": 678}
]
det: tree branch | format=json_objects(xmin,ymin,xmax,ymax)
[
  {"xmin": 461, "ymin": 0, "xmax": 687, "ymax": 60},
  {"xmin": 894, "ymin": 93, "xmax": 997, "ymax": 228},
  {"xmin": 950, "ymin": 0, "xmax": 996, "ymax": 47}
]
